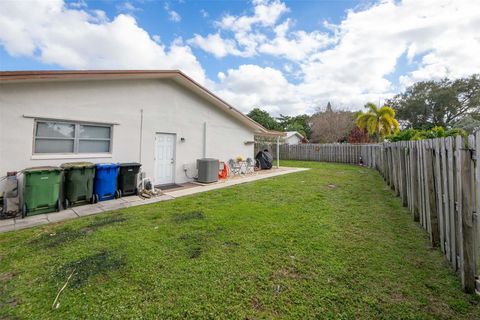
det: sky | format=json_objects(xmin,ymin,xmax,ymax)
[{"xmin": 1, "ymin": 0, "xmax": 479, "ymax": 116}]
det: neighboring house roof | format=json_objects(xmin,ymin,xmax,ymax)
[
  {"xmin": 286, "ymin": 131, "xmax": 306, "ymax": 140},
  {"xmin": 0, "ymin": 70, "xmax": 285, "ymax": 137}
]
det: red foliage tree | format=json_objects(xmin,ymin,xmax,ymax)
[{"xmin": 347, "ymin": 127, "xmax": 371, "ymax": 144}]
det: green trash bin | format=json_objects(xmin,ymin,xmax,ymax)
[
  {"xmin": 22, "ymin": 166, "xmax": 62, "ymax": 217},
  {"xmin": 61, "ymin": 162, "xmax": 96, "ymax": 208}
]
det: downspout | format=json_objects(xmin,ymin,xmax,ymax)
[
  {"xmin": 276, "ymin": 135, "xmax": 280, "ymax": 168},
  {"xmin": 139, "ymin": 108, "xmax": 143, "ymax": 163}
]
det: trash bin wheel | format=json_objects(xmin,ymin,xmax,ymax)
[
  {"xmin": 135, "ymin": 188, "xmax": 139, "ymax": 196},
  {"xmin": 90, "ymin": 196, "xmax": 95, "ymax": 204},
  {"xmin": 114, "ymin": 190, "xmax": 121, "ymax": 199},
  {"xmin": 21, "ymin": 204, "xmax": 27, "ymax": 219},
  {"xmin": 64, "ymin": 199, "xmax": 70, "ymax": 209},
  {"xmin": 93, "ymin": 194, "xmax": 99, "ymax": 203},
  {"xmin": 56, "ymin": 199, "xmax": 62, "ymax": 212}
]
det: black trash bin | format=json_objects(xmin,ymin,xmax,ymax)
[{"xmin": 117, "ymin": 163, "xmax": 142, "ymax": 197}]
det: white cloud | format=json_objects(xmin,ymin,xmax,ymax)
[
  {"xmin": 1, "ymin": 0, "xmax": 480, "ymax": 116},
  {"xmin": 259, "ymin": 29, "xmax": 332, "ymax": 61},
  {"xmin": 117, "ymin": 2, "xmax": 142, "ymax": 13},
  {"xmin": 69, "ymin": 0, "xmax": 87, "ymax": 9},
  {"xmin": 300, "ymin": 0, "xmax": 480, "ymax": 101},
  {"xmin": 0, "ymin": 0, "xmax": 205, "ymax": 83},
  {"xmin": 213, "ymin": 64, "xmax": 304, "ymax": 114},
  {"xmin": 217, "ymin": 0, "xmax": 288, "ymax": 32},
  {"xmin": 200, "ymin": 9, "xmax": 208, "ymax": 18},
  {"xmin": 164, "ymin": 3, "xmax": 181, "ymax": 22},
  {"xmin": 189, "ymin": 0, "xmax": 289, "ymax": 58},
  {"xmin": 211, "ymin": 0, "xmax": 480, "ymax": 114},
  {"xmin": 188, "ymin": 33, "xmax": 243, "ymax": 58}
]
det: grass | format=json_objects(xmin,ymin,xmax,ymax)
[{"xmin": 0, "ymin": 160, "xmax": 479, "ymax": 319}]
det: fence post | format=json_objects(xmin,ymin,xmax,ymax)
[
  {"xmin": 459, "ymin": 141, "xmax": 476, "ymax": 293},
  {"xmin": 426, "ymin": 141, "xmax": 440, "ymax": 247},
  {"xmin": 412, "ymin": 144, "xmax": 420, "ymax": 222},
  {"xmin": 400, "ymin": 143, "xmax": 408, "ymax": 206},
  {"xmin": 475, "ymin": 131, "xmax": 480, "ymax": 290},
  {"xmin": 433, "ymin": 139, "xmax": 445, "ymax": 254}
]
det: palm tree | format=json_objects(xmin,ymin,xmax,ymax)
[{"xmin": 356, "ymin": 103, "xmax": 399, "ymax": 141}]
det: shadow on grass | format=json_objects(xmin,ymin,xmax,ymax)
[
  {"xmin": 30, "ymin": 215, "xmax": 128, "ymax": 248},
  {"xmin": 54, "ymin": 251, "xmax": 126, "ymax": 288}
]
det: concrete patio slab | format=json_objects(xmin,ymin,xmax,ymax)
[
  {"xmin": 139, "ymin": 194, "xmax": 175, "ymax": 204},
  {"xmin": 0, "ymin": 224, "xmax": 15, "ymax": 233},
  {"xmin": 0, "ymin": 167, "xmax": 308, "ymax": 233},
  {"xmin": 72, "ymin": 204, "xmax": 104, "ymax": 217},
  {"xmin": 14, "ymin": 214, "xmax": 49, "ymax": 230},
  {"xmin": 0, "ymin": 218, "xmax": 15, "ymax": 227},
  {"xmin": 98, "ymin": 201, "xmax": 131, "ymax": 211},
  {"xmin": 121, "ymin": 196, "xmax": 142, "ymax": 203},
  {"xmin": 165, "ymin": 167, "xmax": 309, "ymax": 198},
  {"xmin": 46, "ymin": 209, "xmax": 78, "ymax": 223}
]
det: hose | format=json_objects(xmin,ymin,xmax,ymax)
[{"xmin": 184, "ymin": 168, "xmax": 198, "ymax": 180}]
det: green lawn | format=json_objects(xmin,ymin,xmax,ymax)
[{"xmin": 1, "ymin": 161, "xmax": 479, "ymax": 319}]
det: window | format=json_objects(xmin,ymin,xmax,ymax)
[{"xmin": 34, "ymin": 120, "xmax": 112, "ymax": 154}]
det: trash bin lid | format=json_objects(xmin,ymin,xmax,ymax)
[
  {"xmin": 61, "ymin": 162, "xmax": 95, "ymax": 169},
  {"xmin": 23, "ymin": 166, "xmax": 62, "ymax": 173},
  {"xmin": 95, "ymin": 163, "xmax": 119, "ymax": 169},
  {"xmin": 119, "ymin": 162, "xmax": 142, "ymax": 167}
]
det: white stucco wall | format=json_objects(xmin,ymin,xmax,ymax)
[
  {"xmin": 285, "ymin": 135, "xmax": 302, "ymax": 145},
  {"xmin": 0, "ymin": 78, "xmax": 255, "ymax": 187}
]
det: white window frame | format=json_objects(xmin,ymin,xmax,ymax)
[{"xmin": 33, "ymin": 119, "xmax": 113, "ymax": 155}]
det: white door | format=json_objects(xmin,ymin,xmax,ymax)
[{"xmin": 154, "ymin": 133, "xmax": 175, "ymax": 185}]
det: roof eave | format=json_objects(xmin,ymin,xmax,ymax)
[{"xmin": 0, "ymin": 70, "xmax": 270, "ymax": 134}]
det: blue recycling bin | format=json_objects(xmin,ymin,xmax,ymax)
[{"xmin": 93, "ymin": 163, "xmax": 119, "ymax": 202}]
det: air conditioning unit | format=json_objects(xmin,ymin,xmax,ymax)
[{"xmin": 196, "ymin": 158, "xmax": 219, "ymax": 183}]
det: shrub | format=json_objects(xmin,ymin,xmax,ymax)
[{"xmin": 386, "ymin": 126, "xmax": 467, "ymax": 142}]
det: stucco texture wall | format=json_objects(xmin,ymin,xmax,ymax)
[{"xmin": 0, "ymin": 78, "xmax": 254, "ymax": 185}]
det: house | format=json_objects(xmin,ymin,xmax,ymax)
[
  {"xmin": 0, "ymin": 70, "xmax": 282, "ymax": 187},
  {"xmin": 285, "ymin": 131, "xmax": 306, "ymax": 145}
]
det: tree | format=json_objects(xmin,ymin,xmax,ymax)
[
  {"xmin": 326, "ymin": 101, "xmax": 333, "ymax": 112},
  {"xmin": 453, "ymin": 114, "xmax": 480, "ymax": 134},
  {"xmin": 347, "ymin": 127, "xmax": 371, "ymax": 144},
  {"xmin": 277, "ymin": 114, "xmax": 312, "ymax": 138},
  {"xmin": 247, "ymin": 108, "xmax": 281, "ymax": 131},
  {"xmin": 387, "ymin": 74, "xmax": 480, "ymax": 129},
  {"xmin": 356, "ymin": 103, "xmax": 399, "ymax": 141},
  {"xmin": 386, "ymin": 126, "xmax": 467, "ymax": 142},
  {"xmin": 310, "ymin": 105, "xmax": 356, "ymax": 143}
]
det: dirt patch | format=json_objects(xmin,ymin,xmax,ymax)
[
  {"xmin": 389, "ymin": 292, "xmax": 408, "ymax": 303},
  {"xmin": 179, "ymin": 233, "xmax": 204, "ymax": 259},
  {"xmin": 272, "ymin": 266, "xmax": 304, "ymax": 280},
  {"xmin": 0, "ymin": 272, "xmax": 18, "ymax": 283},
  {"xmin": 174, "ymin": 211, "xmax": 204, "ymax": 223},
  {"xmin": 30, "ymin": 229, "xmax": 87, "ymax": 248},
  {"xmin": 188, "ymin": 246, "xmax": 202, "ymax": 259},
  {"xmin": 251, "ymin": 297, "xmax": 263, "ymax": 311},
  {"xmin": 29, "ymin": 216, "xmax": 127, "ymax": 248},
  {"xmin": 86, "ymin": 216, "xmax": 127, "ymax": 229},
  {"xmin": 178, "ymin": 227, "xmax": 223, "ymax": 259},
  {"xmin": 223, "ymin": 241, "xmax": 239, "ymax": 247},
  {"xmin": 412, "ymin": 258, "xmax": 425, "ymax": 268},
  {"xmin": 55, "ymin": 251, "xmax": 125, "ymax": 288}
]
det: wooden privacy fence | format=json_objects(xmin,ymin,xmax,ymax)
[
  {"xmin": 379, "ymin": 136, "xmax": 479, "ymax": 293},
  {"xmin": 270, "ymin": 139, "xmax": 480, "ymax": 293},
  {"xmin": 254, "ymin": 143, "xmax": 379, "ymax": 166}
]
